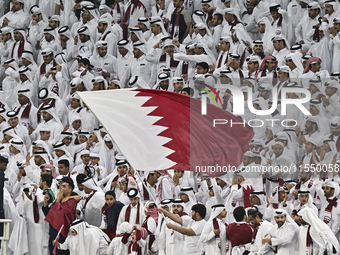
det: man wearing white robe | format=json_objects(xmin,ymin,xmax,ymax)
[
  {"xmin": 97, "ymin": 16, "xmax": 118, "ymax": 57},
  {"xmin": 30, "ymin": 104, "xmax": 63, "ymax": 142},
  {"xmin": 295, "ymin": 3, "xmax": 320, "ymax": 47},
  {"xmin": 89, "ymin": 40, "xmax": 118, "ymax": 80},
  {"xmin": 199, "ymin": 204, "xmax": 229, "ymax": 255},
  {"xmin": 116, "ymin": 188, "xmax": 145, "ymax": 233},
  {"xmin": 260, "ymin": 209, "xmax": 298, "ymax": 255},
  {"xmin": 314, "ymin": 180, "xmax": 340, "ymax": 236},
  {"xmin": 245, "ymin": 207, "xmax": 273, "ymax": 254},
  {"xmin": 0, "ymin": 0, "xmax": 30, "ymax": 29},
  {"xmin": 116, "ymin": 39, "xmax": 134, "ymax": 83},
  {"xmin": 296, "ymin": 207, "xmax": 340, "ymax": 254},
  {"xmin": 81, "ymin": 177, "xmax": 105, "ymax": 227},
  {"xmin": 330, "ymin": 18, "xmax": 340, "ymax": 73},
  {"xmin": 14, "ymin": 89, "xmax": 38, "ymax": 129}
]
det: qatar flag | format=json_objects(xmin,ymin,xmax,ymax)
[{"xmin": 77, "ymin": 89, "xmax": 254, "ymax": 176}]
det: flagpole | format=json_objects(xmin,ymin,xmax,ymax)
[
  {"xmin": 134, "ymin": 170, "xmax": 158, "ymax": 206},
  {"xmin": 133, "ymin": 170, "xmax": 170, "ymax": 223},
  {"xmin": 52, "ymin": 224, "xmax": 64, "ymax": 255}
]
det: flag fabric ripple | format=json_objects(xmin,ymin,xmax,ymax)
[{"xmin": 77, "ymin": 89, "xmax": 254, "ymax": 176}]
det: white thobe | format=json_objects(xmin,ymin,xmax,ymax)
[
  {"xmin": 0, "ymin": 9, "xmax": 30, "ymax": 29},
  {"xmin": 266, "ymin": 222, "xmax": 298, "ymax": 255},
  {"xmin": 200, "ymin": 218, "xmax": 228, "ymax": 255},
  {"xmin": 116, "ymin": 203, "xmax": 145, "ymax": 234},
  {"xmin": 123, "ymin": 54, "xmax": 154, "ymax": 88},
  {"xmin": 83, "ymin": 190, "xmax": 106, "ymax": 227}
]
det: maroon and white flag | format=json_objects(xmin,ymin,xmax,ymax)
[{"xmin": 77, "ymin": 89, "xmax": 254, "ymax": 176}]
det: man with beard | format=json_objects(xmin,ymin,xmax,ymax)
[
  {"xmin": 329, "ymin": 116, "xmax": 340, "ymax": 152},
  {"xmin": 97, "ymin": 16, "xmax": 118, "ymax": 57},
  {"xmin": 251, "ymin": 40, "xmax": 265, "ymax": 59},
  {"xmin": 261, "ymin": 209, "xmax": 298, "ymax": 254},
  {"xmin": 160, "ymin": 203, "xmax": 206, "ymax": 255},
  {"xmin": 57, "ymin": 26, "xmax": 74, "ymax": 63},
  {"xmin": 122, "ymin": 41, "xmax": 154, "ymax": 88},
  {"xmin": 7, "ymin": 29, "xmax": 33, "ymax": 66},
  {"xmin": 287, "ymin": 168, "xmax": 316, "ymax": 202},
  {"xmin": 315, "ymin": 181, "xmax": 340, "ymax": 236},
  {"xmin": 158, "ymin": 199, "xmax": 190, "ymax": 255},
  {"xmin": 0, "ymin": 0, "xmax": 30, "ymax": 29},
  {"xmin": 73, "ymin": 26, "xmax": 94, "ymax": 57},
  {"xmin": 153, "ymin": 73, "xmax": 170, "ymax": 90},
  {"xmin": 169, "ymin": 0, "xmax": 191, "ymax": 43},
  {"xmin": 242, "ymin": 1, "xmax": 258, "ymax": 40},
  {"xmin": 323, "ymin": 0, "xmax": 337, "ymax": 28},
  {"xmin": 199, "ymin": 204, "xmax": 229, "ymax": 255},
  {"xmin": 89, "ymin": 41, "xmax": 117, "ymax": 79},
  {"xmin": 210, "ymin": 13, "xmax": 223, "ymax": 46},
  {"xmin": 244, "ymin": 207, "xmax": 273, "ymax": 254},
  {"xmin": 296, "ymin": 207, "xmax": 339, "ymax": 254}
]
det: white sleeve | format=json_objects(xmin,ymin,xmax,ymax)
[
  {"xmin": 199, "ymin": 222, "xmax": 216, "ymax": 243},
  {"xmin": 24, "ymin": 165, "xmax": 40, "ymax": 185}
]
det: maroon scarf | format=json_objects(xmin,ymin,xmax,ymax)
[
  {"xmin": 125, "ymin": 203, "xmax": 140, "ymax": 225},
  {"xmin": 128, "ymin": 229, "xmax": 143, "ymax": 255},
  {"xmin": 160, "ymin": 54, "xmax": 179, "ymax": 68},
  {"xmin": 239, "ymin": 69, "xmax": 244, "ymax": 85},
  {"xmin": 11, "ymin": 39, "xmax": 25, "ymax": 58},
  {"xmin": 40, "ymin": 60, "xmax": 57, "ymax": 76},
  {"xmin": 182, "ymin": 61, "xmax": 188, "ymax": 75},
  {"xmin": 16, "ymin": 102, "xmax": 31, "ymax": 123},
  {"xmin": 272, "ymin": 16, "xmax": 283, "ymax": 27},
  {"xmin": 142, "ymin": 179, "xmax": 150, "ymax": 200},
  {"xmin": 111, "ymin": 175, "xmax": 119, "ymax": 191},
  {"xmin": 306, "ymin": 225, "xmax": 313, "ymax": 255},
  {"xmin": 294, "ymin": 179, "xmax": 313, "ymax": 192},
  {"xmin": 301, "ymin": 153, "xmax": 319, "ymax": 165},
  {"xmin": 228, "ymin": 20, "xmax": 242, "ymax": 31},
  {"xmin": 217, "ymin": 52, "xmax": 228, "ymax": 68},
  {"xmin": 329, "ymin": 134, "xmax": 340, "ymax": 151},
  {"xmin": 141, "ymin": 216, "xmax": 156, "ymax": 251},
  {"xmin": 312, "ymin": 25, "xmax": 320, "ymax": 42},
  {"xmin": 83, "ymin": 190, "xmax": 97, "ymax": 211},
  {"xmin": 110, "ymin": 3, "xmax": 121, "ymax": 25},
  {"xmin": 33, "ymin": 189, "xmax": 40, "ymax": 223},
  {"xmin": 101, "ymin": 31, "xmax": 112, "ymax": 41},
  {"xmin": 102, "ymin": 203, "xmax": 113, "ymax": 215},
  {"xmin": 170, "ymin": 6, "xmax": 184, "ymax": 39},
  {"xmin": 206, "ymin": 10, "xmax": 214, "ymax": 24},
  {"xmin": 324, "ymin": 197, "xmax": 338, "ymax": 225}
]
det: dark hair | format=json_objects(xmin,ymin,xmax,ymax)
[
  {"xmin": 214, "ymin": 13, "xmax": 223, "ymax": 23},
  {"xmin": 248, "ymin": 207, "xmax": 263, "ymax": 219},
  {"xmin": 105, "ymin": 190, "xmax": 116, "ymax": 198},
  {"xmin": 105, "ymin": 0, "xmax": 116, "ymax": 6},
  {"xmin": 58, "ymin": 159, "xmax": 70, "ymax": 169},
  {"xmin": 191, "ymin": 204, "xmax": 206, "ymax": 219},
  {"xmin": 182, "ymin": 87, "xmax": 194, "ymax": 96},
  {"xmin": 197, "ymin": 62, "xmax": 209, "ymax": 71},
  {"xmin": 76, "ymin": 173, "xmax": 87, "ymax": 184},
  {"xmin": 233, "ymin": 206, "xmax": 246, "ymax": 222},
  {"xmin": 41, "ymin": 174, "xmax": 53, "ymax": 187},
  {"xmin": 78, "ymin": 58, "xmax": 90, "ymax": 68}
]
